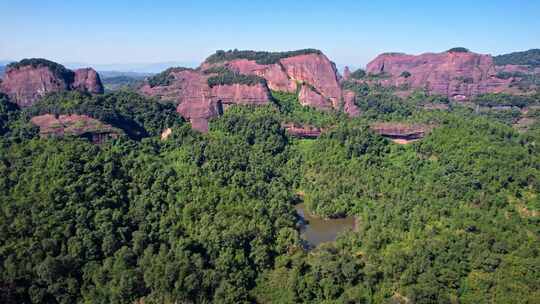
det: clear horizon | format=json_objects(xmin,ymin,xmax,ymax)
[{"xmin": 1, "ymin": 0, "xmax": 539, "ymax": 68}]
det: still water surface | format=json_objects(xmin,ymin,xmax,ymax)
[{"xmin": 295, "ymin": 203, "xmax": 356, "ymax": 247}]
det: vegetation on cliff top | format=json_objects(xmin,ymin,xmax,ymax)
[
  {"xmin": 446, "ymin": 47, "xmax": 470, "ymax": 53},
  {"xmin": 147, "ymin": 67, "xmax": 194, "ymax": 87},
  {"xmin": 7, "ymin": 58, "xmax": 75, "ymax": 83},
  {"xmin": 204, "ymin": 66, "xmax": 267, "ymax": 87},
  {"xmin": 494, "ymin": 49, "xmax": 540, "ymax": 67},
  {"xmin": 25, "ymin": 91, "xmax": 184, "ymax": 139},
  {"xmin": 204, "ymin": 48, "xmax": 323, "ymax": 65}
]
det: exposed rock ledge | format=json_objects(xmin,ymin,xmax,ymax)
[{"xmin": 31, "ymin": 114, "xmax": 120, "ymax": 144}]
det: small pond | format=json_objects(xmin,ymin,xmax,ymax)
[{"xmin": 295, "ymin": 203, "xmax": 356, "ymax": 248}]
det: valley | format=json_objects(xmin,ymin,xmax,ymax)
[{"xmin": 0, "ymin": 47, "xmax": 539, "ymax": 303}]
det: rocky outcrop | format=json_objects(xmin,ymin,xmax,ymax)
[
  {"xmin": 140, "ymin": 68, "xmax": 271, "ymax": 132},
  {"xmin": 283, "ymin": 123, "xmax": 322, "ymax": 138},
  {"xmin": 370, "ymin": 122, "xmax": 430, "ymax": 144},
  {"xmin": 342, "ymin": 90, "xmax": 360, "ymax": 117},
  {"xmin": 140, "ymin": 50, "xmax": 358, "ymax": 132},
  {"xmin": 0, "ymin": 59, "xmax": 104, "ymax": 107},
  {"xmin": 30, "ymin": 114, "xmax": 120, "ymax": 144},
  {"xmin": 73, "ymin": 68, "xmax": 104, "ymax": 94},
  {"xmin": 342, "ymin": 66, "xmax": 351, "ymax": 81},
  {"xmin": 206, "ymin": 52, "xmax": 343, "ymax": 109},
  {"xmin": 365, "ymin": 50, "xmax": 525, "ymax": 100}
]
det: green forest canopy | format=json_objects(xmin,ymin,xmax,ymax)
[
  {"xmin": 0, "ymin": 86, "xmax": 539, "ymax": 304},
  {"xmin": 204, "ymin": 48, "xmax": 323, "ymax": 65}
]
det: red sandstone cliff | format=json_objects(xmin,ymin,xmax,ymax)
[
  {"xmin": 140, "ymin": 68, "xmax": 271, "ymax": 132},
  {"xmin": 203, "ymin": 52, "xmax": 344, "ymax": 109},
  {"xmin": 0, "ymin": 59, "xmax": 104, "ymax": 107},
  {"xmin": 365, "ymin": 51, "xmax": 522, "ymax": 100},
  {"xmin": 73, "ymin": 68, "xmax": 104, "ymax": 94}
]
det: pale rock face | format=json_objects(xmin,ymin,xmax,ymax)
[
  {"xmin": 280, "ymin": 53, "xmax": 342, "ymax": 108},
  {"xmin": 298, "ymin": 85, "xmax": 332, "ymax": 110}
]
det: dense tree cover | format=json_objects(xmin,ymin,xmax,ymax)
[
  {"xmin": 472, "ymin": 93, "xmax": 539, "ymax": 108},
  {"xmin": 494, "ymin": 49, "xmax": 540, "ymax": 67},
  {"xmin": 204, "ymin": 49, "xmax": 322, "ymax": 65},
  {"xmin": 349, "ymin": 68, "xmax": 366, "ymax": 79},
  {"xmin": 25, "ymin": 91, "xmax": 184, "ymax": 139},
  {"xmin": 0, "ymin": 83, "xmax": 539, "ymax": 303},
  {"xmin": 204, "ymin": 66, "xmax": 267, "ymax": 87},
  {"xmin": 271, "ymin": 91, "xmax": 343, "ymax": 128},
  {"xmin": 101, "ymin": 75, "xmax": 145, "ymax": 92},
  {"xmin": 6, "ymin": 58, "xmax": 74, "ymax": 82},
  {"xmin": 147, "ymin": 67, "xmax": 194, "ymax": 87},
  {"xmin": 446, "ymin": 47, "xmax": 470, "ymax": 53}
]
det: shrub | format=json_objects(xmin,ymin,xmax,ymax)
[
  {"xmin": 447, "ymin": 47, "xmax": 470, "ymax": 53},
  {"xmin": 400, "ymin": 71, "xmax": 412, "ymax": 78},
  {"xmin": 350, "ymin": 69, "xmax": 366, "ymax": 79}
]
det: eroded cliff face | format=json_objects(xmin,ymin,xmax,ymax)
[
  {"xmin": 365, "ymin": 51, "xmax": 521, "ymax": 100},
  {"xmin": 73, "ymin": 68, "xmax": 104, "ymax": 94},
  {"xmin": 204, "ymin": 52, "xmax": 344, "ymax": 109},
  {"xmin": 140, "ymin": 50, "xmax": 362, "ymax": 132},
  {"xmin": 0, "ymin": 60, "xmax": 104, "ymax": 107},
  {"xmin": 1, "ymin": 65, "xmax": 70, "ymax": 107},
  {"xmin": 31, "ymin": 114, "xmax": 120, "ymax": 143},
  {"xmin": 140, "ymin": 68, "xmax": 271, "ymax": 132}
]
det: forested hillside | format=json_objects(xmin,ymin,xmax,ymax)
[{"xmin": 0, "ymin": 84, "xmax": 539, "ymax": 303}]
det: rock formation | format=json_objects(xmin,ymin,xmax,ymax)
[
  {"xmin": 283, "ymin": 123, "xmax": 323, "ymax": 138},
  {"xmin": 203, "ymin": 51, "xmax": 343, "ymax": 109},
  {"xmin": 0, "ymin": 59, "xmax": 104, "ymax": 107},
  {"xmin": 73, "ymin": 68, "xmax": 104, "ymax": 94},
  {"xmin": 140, "ymin": 68, "xmax": 271, "ymax": 132},
  {"xmin": 30, "ymin": 114, "xmax": 120, "ymax": 144},
  {"xmin": 370, "ymin": 122, "xmax": 430, "ymax": 144},
  {"xmin": 365, "ymin": 50, "xmax": 532, "ymax": 100},
  {"xmin": 141, "ymin": 50, "xmax": 360, "ymax": 132}
]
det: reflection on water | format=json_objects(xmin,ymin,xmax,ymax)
[{"xmin": 295, "ymin": 203, "xmax": 356, "ymax": 248}]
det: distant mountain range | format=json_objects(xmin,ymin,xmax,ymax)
[{"xmin": 64, "ymin": 61, "xmax": 199, "ymax": 74}]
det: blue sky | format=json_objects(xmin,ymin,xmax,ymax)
[{"xmin": 1, "ymin": 0, "xmax": 539, "ymax": 68}]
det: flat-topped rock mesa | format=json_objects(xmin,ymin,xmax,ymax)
[
  {"xmin": 201, "ymin": 49, "xmax": 344, "ymax": 109},
  {"xmin": 365, "ymin": 48, "xmax": 537, "ymax": 100},
  {"xmin": 30, "ymin": 114, "xmax": 121, "ymax": 144},
  {"xmin": 140, "ymin": 49, "xmax": 359, "ymax": 132},
  {"xmin": 0, "ymin": 59, "xmax": 104, "ymax": 107},
  {"xmin": 370, "ymin": 122, "xmax": 431, "ymax": 144}
]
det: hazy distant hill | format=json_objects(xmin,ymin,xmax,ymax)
[
  {"xmin": 66, "ymin": 61, "xmax": 198, "ymax": 74},
  {"xmin": 99, "ymin": 72, "xmax": 149, "ymax": 91}
]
